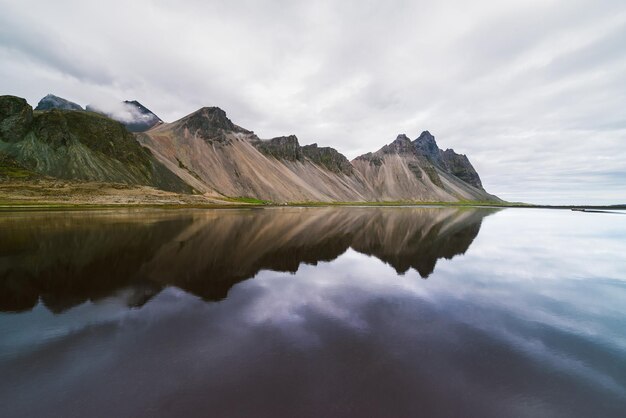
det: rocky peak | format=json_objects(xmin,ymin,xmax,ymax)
[
  {"xmin": 178, "ymin": 106, "xmax": 251, "ymax": 142},
  {"xmin": 35, "ymin": 94, "xmax": 83, "ymax": 111},
  {"xmin": 415, "ymin": 130, "xmax": 435, "ymax": 144},
  {"xmin": 0, "ymin": 95, "xmax": 33, "ymax": 143},
  {"xmin": 412, "ymin": 130, "xmax": 444, "ymax": 165},
  {"xmin": 352, "ymin": 128, "xmax": 488, "ymax": 193},
  {"xmin": 396, "ymin": 134, "xmax": 411, "ymax": 141},
  {"xmin": 381, "ymin": 134, "xmax": 416, "ymax": 155},
  {"xmin": 412, "ymin": 131, "xmax": 483, "ymax": 188},
  {"xmin": 254, "ymin": 135, "xmax": 303, "ymax": 161},
  {"xmin": 191, "ymin": 107, "xmax": 235, "ymax": 130}
]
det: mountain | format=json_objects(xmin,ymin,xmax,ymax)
[
  {"xmin": 34, "ymin": 94, "xmax": 83, "ymax": 111},
  {"xmin": 352, "ymin": 131, "xmax": 497, "ymax": 202},
  {"xmin": 138, "ymin": 106, "xmax": 497, "ymax": 202},
  {"xmin": 136, "ymin": 107, "xmax": 373, "ymax": 201},
  {"xmin": 0, "ymin": 95, "xmax": 190, "ymax": 192},
  {"xmin": 1, "ymin": 94, "xmax": 498, "ymax": 204},
  {"xmin": 86, "ymin": 100, "xmax": 163, "ymax": 132}
]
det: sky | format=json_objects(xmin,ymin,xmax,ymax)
[{"xmin": 1, "ymin": 0, "xmax": 625, "ymax": 204}]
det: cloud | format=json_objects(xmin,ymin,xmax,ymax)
[
  {"xmin": 0, "ymin": 0, "xmax": 625, "ymax": 204},
  {"xmin": 87, "ymin": 100, "xmax": 155, "ymax": 125}
]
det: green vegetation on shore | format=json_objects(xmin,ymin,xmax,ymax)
[
  {"xmin": 285, "ymin": 200, "xmax": 528, "ymax": 207},
  {"xmin": 222, "ymin": 196, "xmax": 272, "ymax": 205},
  {"xmin": 1, "ymin": 198, "xmax": 623, "ymax": 212}
]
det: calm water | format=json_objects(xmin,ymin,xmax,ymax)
[{"xmin": 1, "ymin": 207, "xmax": 625, "ymax": 417}]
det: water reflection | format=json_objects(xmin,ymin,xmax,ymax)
[
  {"xmin": 0, "ymin": 207, "xmax": 493, "ymax": 313},
  {"xmin": 1, "ymin": 208, "xmax": 625, "ymax": 417}
]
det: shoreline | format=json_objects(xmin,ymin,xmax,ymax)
[{"xmin": 1, "ymin": 200, "xmax": 624, "ymax": 212}]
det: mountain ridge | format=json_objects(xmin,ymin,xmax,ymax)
[{"xmin": 1, "ymin": 94, "xmax": 499, "ymax": 204}]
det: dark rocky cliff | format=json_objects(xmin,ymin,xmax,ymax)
[
  {"xmin": 302, "ymin": 143, "xmax": 354, "ymax": 175},
  {"xmin": 254, "ymin": 135, "xmax": 303, "ymax": 161},
  {"xmin": 413, "ymin": 130, "xmax": 484, "ymax": 189}
]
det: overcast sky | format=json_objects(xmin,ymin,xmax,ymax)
[{"xmin": 1, "ymin": 0, "xmax": 625, "ymax": 204}]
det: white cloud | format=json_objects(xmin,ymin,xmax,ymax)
[{"xmin": 87, "ymin": 100, "xmax": 154, "ymax": 124}]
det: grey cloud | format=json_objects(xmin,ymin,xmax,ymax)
[{"xmin": 0, "ymin": 8, "xmax": 116, "ymax": 85}]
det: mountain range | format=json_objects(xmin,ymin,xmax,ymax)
[{"xmin": 0, "ymin": 93, "xmax": 499, "ymax": 204}]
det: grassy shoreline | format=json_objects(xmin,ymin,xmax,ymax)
[{"xmin": 0, "ymin": 199, "xmax": 624, "ymax": 212}]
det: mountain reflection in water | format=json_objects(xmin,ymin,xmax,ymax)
[
  {"xmin": 0, "ymin": 207, "xmax": 492, "ymax": 313},
  {"xmin": 1, "ymin": 207, "xmax": 626, "ymax": 418}
]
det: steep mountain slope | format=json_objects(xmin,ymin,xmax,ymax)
[
  {"xmin": 352, "ymin": 132, "xmax": 497, "ymax": 202},
  {"xmin": 137, "ymin": 107, "xmax": 373, "ymax": 202},
  {"xmin": 0, "ymin": 95, "xmax": 190, "ymax": 192},
  {"xmin": 35, "ymin": 94, "xmax": 83, "ymax": 111},
  {"xmin": 139, "ymin": 106, "xmax": 497, "ymax": 202},
  {"xmin": 86, "ymin": 100, "xmax": 163, "ymax": 132}
]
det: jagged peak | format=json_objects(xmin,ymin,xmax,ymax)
[
  {"xmin": 177, "ymin": 106, "xmax": 253, "ymax": 136},
  {"xmin": 414, "ymin": 130, "xmax": 436, "ymax": 144},
  {"xmin": 175, "ymin": 106, "xmax": 246, "ymax": 142},
  {"xmin": 187, "ymin": 106, "xmax": 232, "ymax": 125},
  {"xmin": 196, "ymin": 106, "xmax": 228, "ymax": 115},
  {"xmin": 380, "ymin": 133, "xmax": 415, "ymax": 155},
  {"xmin": 412, "ymin": 129, "xmax": 443, "ymax": 166}
]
